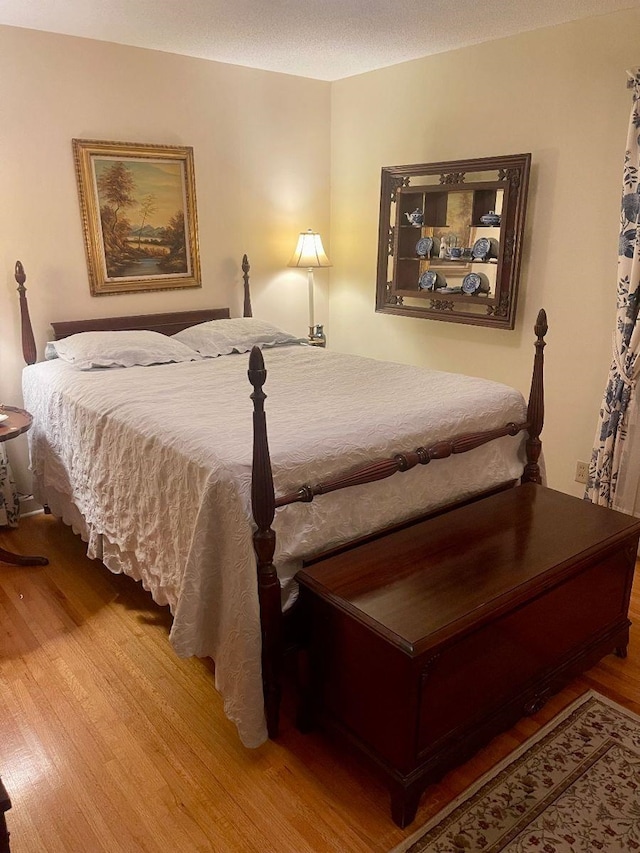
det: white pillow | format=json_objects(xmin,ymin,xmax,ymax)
[
  {"xmin": 172, "ymin": 317, "xmax": 301, "ymax": 357},
  {"xmin": 52, "ymin": 330, "xmax": 202, "ymax": 370}
]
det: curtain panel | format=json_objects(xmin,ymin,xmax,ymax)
[{"xmin": 587, "ymin": 68, "xmax": 640, "ymax": 510}]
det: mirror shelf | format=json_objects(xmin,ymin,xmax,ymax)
[{"xmin": 375, "ymin": 154, "xmax": 531, "ymax": 330}]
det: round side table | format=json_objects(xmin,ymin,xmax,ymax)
[{"xmin": 0, "ymin": 406, "xmax": 48, "ymax": 566}]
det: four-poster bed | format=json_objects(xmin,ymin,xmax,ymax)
[{"xmin": 15, "ymin": 256, "xmax": 546, "ymax": 749}]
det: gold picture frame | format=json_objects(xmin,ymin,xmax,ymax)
[{"xmin": 73, "ymin": 139, "xmax": 202, "ymax": 295}]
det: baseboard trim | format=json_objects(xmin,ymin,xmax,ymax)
[{"xmin": 19, "ymin": 496, "xmax": 44, "ymax": 517}]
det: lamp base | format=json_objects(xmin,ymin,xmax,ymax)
[{"xmin": 307, "ymin": 324, "xmax": 326, "ymax": 348}]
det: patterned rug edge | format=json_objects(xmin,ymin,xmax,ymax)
[{"xmin": 389, "ymin": 690, "xmax": 640, "ymax": 853}]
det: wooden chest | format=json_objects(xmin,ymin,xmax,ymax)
[
  {"xmin": 0, "ymin": 777, "xmax": 11, "ymax": 853},
  {"xmin": 296, "ymin": 484, "xmax": 640, "ymax": 827}
]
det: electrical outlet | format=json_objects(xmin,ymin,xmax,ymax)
[{"xmin": 575, "ymin": 460, "xmax": 589, "ymax": 484}]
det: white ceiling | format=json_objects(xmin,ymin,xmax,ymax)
[{"xmin": 1, "ymin": 0, "xmax": 639, "ymax": 81}]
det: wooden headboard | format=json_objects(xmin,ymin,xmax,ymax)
[
  {"xmin": 15, "ymin": 254, "xmax": 253, "ymax": 362},
  {"xmin": 50, "ymin": 308, "xmax": 230, "ymax": 340}
]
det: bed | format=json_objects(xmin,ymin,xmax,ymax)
[{"xmin": 15, "ymin": 257, "xmax": 546, "ymax": 748}]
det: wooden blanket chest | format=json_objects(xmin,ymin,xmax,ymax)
[
  {"xmin": 0, "ymin": 777, "xmax": 11, "ymax": 853},
  {"xmin": 296, "ymin": 484, "xmax": 640, "ymax": 827}
]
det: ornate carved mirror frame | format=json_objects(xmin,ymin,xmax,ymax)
[{"xmin": 375, "ymin": 154, "xmax": 531, "ymax": 330}]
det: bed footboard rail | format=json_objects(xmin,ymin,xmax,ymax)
[
  {"xmin": 249, "ymin": 309, "xmax": 548, "ymax": 739},
  {"xmin": 274, "ymin": 420, "xmax": 528, "ymax": 509}
]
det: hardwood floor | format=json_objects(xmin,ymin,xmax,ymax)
[{"xmin": 1, "ymin": 512, "xmax": 639, "ymax": 852}]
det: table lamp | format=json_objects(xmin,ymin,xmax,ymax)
[{"xmin": 288, "ymin": 229, "xmax": 331, "ymax": 346}]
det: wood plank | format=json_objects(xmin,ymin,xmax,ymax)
[
  {"xmin": 50, "ymin": 308, "xmax": 230, "ymax": 340},
  {"xmin": 1, "ymin": 512, "xmax": 640, "ymax": 851}
]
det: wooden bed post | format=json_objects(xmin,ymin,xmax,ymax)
[
  {"xmin": 14, "ymin": 261, "xmax": 37, "ymax": 365},
  {"xmin": 242, "ymin": 255, "xmax": 253, "ymax": 319},
  {"xmin": 522, "ymin": 308, "xmax": 547, "ymax": 485},
  {"xmin": 248, "ymin": 345, "xmax": 282, "ymax": 738}
]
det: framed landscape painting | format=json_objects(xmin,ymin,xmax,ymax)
[{"xmin": 73, "ymin": 139, "xmax": 202, "ymax": 295}]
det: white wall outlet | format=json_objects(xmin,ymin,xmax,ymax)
[{"xmin": 575, "ymin": 460, "xmax": 589, "ymax": 484}]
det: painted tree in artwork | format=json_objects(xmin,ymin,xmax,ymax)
[
  {"xmin": 158, "ymin": 210, "xmax": 188, "ymax": 273},
  {"xmin": 135, "ymin": 193, "xmax": 158, "ymax": 249},
  {"xmin": 97, "ymin": 162, "xmax": 136, "ymax": 276}
]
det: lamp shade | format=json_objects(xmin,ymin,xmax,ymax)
[{"xmin": 288, "ymin": 229, "xmax": 331, "ymax": 269}]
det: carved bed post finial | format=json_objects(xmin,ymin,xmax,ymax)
[
  {"xmin": 248, "ymin": 345, "xmax": 282, "ymax": 738},
  {"xmin": 522, "ymin": 309, "xmax": 548, "ymax": 484},
  {"xmin": 242, "ymin": 254, "xmax": 252, "ymax": 318},
  {"xmin": 15, "ymin": 260, "xmax": 37, "ymax": 365}
]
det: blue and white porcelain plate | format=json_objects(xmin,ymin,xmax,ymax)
[
  {"xmin": 416, "ymin": 236, "xmax": 433, "ymax": 258},
  {"xmin": 462, "ymin": 272, "xmax": 482, "ymax": 294},
  {"xmin": 471, "ymin": 237, "xmax": 491, "ymax": 260},
  {"xmin": 419, "ymin": 270, "xmax": 438, "ymax": 290}
]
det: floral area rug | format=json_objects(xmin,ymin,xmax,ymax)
[{"xmin": 391, "ymin": 691, "xmax": 640, "ymax": 852}]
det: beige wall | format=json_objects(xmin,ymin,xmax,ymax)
[
  {"xmin": 329, "ymin": 8, "xmax": 640, "ymax": 497},
  {"xmin": 0, "ymin": 26, "xmax": 330, "ymax": 491}
]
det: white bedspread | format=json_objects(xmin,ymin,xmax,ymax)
[{"xmin": 23, "ymin": 345, "xmax": 527, "ymax": 746}]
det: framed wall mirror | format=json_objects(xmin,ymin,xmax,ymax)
[{"xmin": 375, "ymin": 154, "xmax": 531, "ymax": 329}]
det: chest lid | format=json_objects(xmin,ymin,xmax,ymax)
[{"xmin": 297, "ymin": 484, "xmax": 640, "ymax": 656}]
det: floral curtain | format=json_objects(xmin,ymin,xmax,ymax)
[
  {"xmin": 0, "ymin": 445, "xmax": 19, "ymax": 528},
  {"xmin": 586, "ymin": 68, "xmax": 640, "ymax": 509}
]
